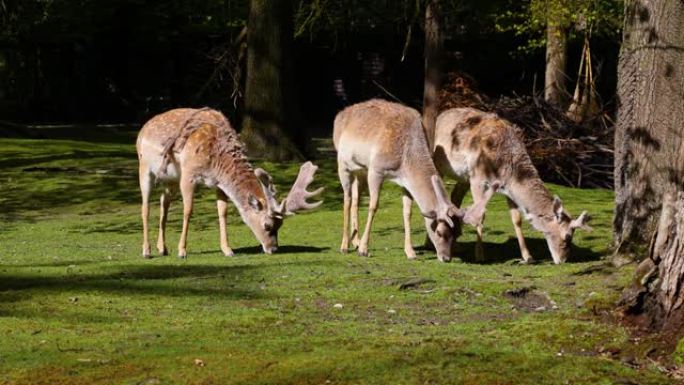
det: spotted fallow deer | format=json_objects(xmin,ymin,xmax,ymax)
[
  {"xmin": 432, "ymin": 107, "xmax": 592, "ymax": 264},
  {"xmin": 136, "ymin": 108, "xmax": 323, "ymax": 258},
  {"xmin": 333, "ymin": 99, "xmax": 497, "ymax": 262}
]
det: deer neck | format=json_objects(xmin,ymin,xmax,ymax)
[
  {"xmin": 213, "ymin": 150, "xmax": 266, "ymax": 214},
  {"xmin": 403, "ymin": 164, "xmax": 441, "ymax": 215},
  {"xmin": 506, "ymin": 178, "xmax": 555, "ymax": 226}
]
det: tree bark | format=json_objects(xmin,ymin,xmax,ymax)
[
  {"xmin": 241, "ymin": 0, "xmax": 304, "ymax": 161},
  {"xmin": 613, "ymin": 0, "xmax": 684, "ymax": 257},
  {"xmin": 620, "ymin": 191, "xmax": 684, "ymax": 334},
  {"xmin": 544, "ymin": 23, "xmax": 567, "ymax": 106},
  {"xmin": 422, "ymin": 0, "xmax": 443, "ymax": 150}
]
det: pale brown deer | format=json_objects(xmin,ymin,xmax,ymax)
[
  {"xmin": 136, "ymin": 108, "xmax": 322, "ymax": 258},
  {"xmin": 432, "ymin": 107, "xmax": 591, "ymax": 264},
  {"xmin": 333, "ymin": 100, "xmax": 496, "ymax": 262}
]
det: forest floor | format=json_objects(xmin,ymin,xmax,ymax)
[{"xmin": 0, "ymin": 132, "xmax": 682, "ymax": 385}]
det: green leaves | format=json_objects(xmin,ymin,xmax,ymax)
[{"xmin": 495, "ymin": 0, "xmax": 623, "ymax": 53}]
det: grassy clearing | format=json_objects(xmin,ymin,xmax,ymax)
[{"xmin": 0, "ymin": 134, "xmax": 678, "ymax": 384}]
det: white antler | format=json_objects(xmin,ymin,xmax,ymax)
[{"xmin": 284, "ymin": 161, "xmax": 324, "ymax": 214}]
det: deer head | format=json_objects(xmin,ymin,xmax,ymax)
[
  {"xmin": 422, "ymin": 175, "xmax": 498, "ymax": 262},
  {"xmin": 537, "ymin": 196, "xmax": 592, "ymax": 264},
  {"xmin": 246, "ymin": 161, "xmax": 323, "ymax": 254}
]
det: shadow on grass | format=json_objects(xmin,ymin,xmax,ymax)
[
  {"xmin": 0, "ymin": 259, "xmax": 337, "ymax": 310},
  {"xmin": 450, "ymin": 237, "xmax": 602, "ymax": 264},
  {"xmin": 231, "ymin": 245, "xmax": 331, "ymax": 254}
]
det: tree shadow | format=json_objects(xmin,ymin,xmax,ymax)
[{"xmin": 0, "ymin": 259, "xmax": 337, "ymax": 311}]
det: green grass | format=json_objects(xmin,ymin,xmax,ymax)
[{"xmin": 0, "ymin": 134, "xmax": 678, "ymax": 384}]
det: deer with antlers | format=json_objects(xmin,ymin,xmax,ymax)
[
  {"xmin": 432, "ymin": 107, "xmax": 591, "ymax": 264},
  {"xmin": 333, "ymin": 100, "xmax": 497, "ymax": 262},
  {"xmin": 136, "ymin": 108, "xmax": 322, "ymax": 258}
]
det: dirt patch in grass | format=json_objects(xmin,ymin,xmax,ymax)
[{"xmin": 503, "ymin": 286, "xmax": 558, "ymax": 312}]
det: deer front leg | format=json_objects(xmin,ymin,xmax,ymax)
[
  {"xmin": 139, "ymin": 164, "xmax": 153, "ymax": 258},
  {"xmin": 450, "ymin": 180, "xmax": 471, "ymax": 240},
  {"xmin": 358, "ymin": 171, "xmax": 383, "ymax": 257},
  {"xmin": 177, "ymin": 175, "xmax": 195, "ymax": 259},
  {"xmin": 350, "ymin": 176, "xmax": 361, "ymax": 249},
  {"xmin": 217, "ymin": 189, "xmax": 234, "ymax": 257},
  {"xmin": 402, "ymin": 191, "xmax": 417, "ymax": 260},
  {"xmin": 338, "ymin": 166, "xmax": 352, "ymax": 253},
  {"xmin": 470, "ymin": 179, "xmax": 487, "ymax": 262},
  {"xmin": 156, "ymin": 187, "xmax": 174, "ymax": 256},
  {"xmin": 507, "ymin": 198, "xmax": 533, "ymax": 263}
]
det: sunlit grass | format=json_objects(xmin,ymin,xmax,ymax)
[{"xmin": 0, "ymin": 136, "xmax": 675, "ymax": 384}]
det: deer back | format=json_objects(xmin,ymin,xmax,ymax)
[
  {"xmin": 137, "ymin": 108, "xmax": 267, "ymax": 205},
  {"xmin": 333, "ymin": 99, "xmax": 436, "ymax": 178}
]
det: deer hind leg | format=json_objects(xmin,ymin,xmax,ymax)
[
  {"xmin": 217, "ymin": 189, "xmax": 234, "ymax": 257},
  {"xmin": 402, "ymin": 190, "xmax": 417, "ymax": 260},
  {"xmin": 507, "ymin": 197, "xmax": 533, "ymax": 263},
  {"xmin": 350, "ymin": 176, "xmax": 361, "ymax": 249},
  {"xmin": 338, "ymin": 165, "xmax": 353, "ymax": 253},
  {"xmin": 156, "ymin": 186, "xmax": 175, "ymax": 256},
  {"xmin": 177, "ymin": 175, "xmax": 195, "ymax": 259},
  {"xmin": 358, "ymin": 171, "xmax": 383, "ymax": 257},
  {"xmin": 469, "ymin": 178, "xmax": 487, "ymax": 262},
  {"xmin": 139, "ymin": 163, "xmax": 153, "ymax": 258}
]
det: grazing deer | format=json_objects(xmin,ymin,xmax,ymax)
[
  {"xmin": 432, "ymin": 107, "xmax": 591, "ymax": 264},
  {"xmin": 136, "ymin": 108, "xmax": 322, "ymax": 258},
  {"xmin": 333, "ymin": 99, "xmax": 496, "ymax": 262}
]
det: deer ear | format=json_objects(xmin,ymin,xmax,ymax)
[
  {"xmin": 553, "ymin": 195, "xmax": 564, "ymax": 222},
  {"xmin": 254, "ymin": 168, "xmax": 272, "ymax": 185},
  {"xmin": 248, "ymin": 194, "xmax": 262, "ymax": 211},
  {"xmin": 571, "ymin": 211, "xmax": 593, "ymax": 232}
]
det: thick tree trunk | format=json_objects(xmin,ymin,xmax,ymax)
[
  {"xmin": 422, "ymin": 0, "xmax": 443, "ymax": 150},
  {"xmin": 621, "ymin": 191, "xmax": 684, "ymax": 333},
  {"xmin": 617, "ymin": 0, "xmax": 684, "ymax": 342},
  {"xmin": 544, "ymin": 23, "xmax": 567, "ymax": 106},
  {"xmin": 613, "ymin": 0, "xmax": 684, "ymax": 257},
  {"xmin": 241, "ymin": 0, "xmax": 304, "ymax": 161}
]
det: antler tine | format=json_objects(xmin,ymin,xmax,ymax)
[{"xmin": 284, "ymin": 161, "xmax": 324, "ymax": 214}]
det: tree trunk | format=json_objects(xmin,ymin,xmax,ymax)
[
  {"xmin": 241, "ymin": 0, "xmax": 304, "ymax": 161},
  {"xmin": 544, "ymin": 23, "xmax": 567, "ymax": 106},
  {"xmin": 620, "ymin": 191, "xmax": 684, "ymax": 334},
  {"xmin": 422, "ymin": 0, "xmax": 443, "ymax": 150},
  {"xmin": 613, "ymin": 0, "xmax": 684, "ymax": 258}
]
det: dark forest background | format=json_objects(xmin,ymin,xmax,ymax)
[{"xmin": 0, "ymin": 0, "xmax": 621, "ymax": 135}]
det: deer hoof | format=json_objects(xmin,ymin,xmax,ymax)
[
  {"xmin": 223, "ymin": 249, "xmax": 235, "ymax": 257},
  {"xmin": 357, "ymin": 250, "xmax": 369, "ymax": 257},
  {"xmin": 157, "ymin": 246, "xmax": 168, "ymax": 256},
  {"xmin": 177, "ymin": 253, "xmax": 187, "ymax": 260},
  {"xmin": 142, "ymin": 253, "xmax": 153, "ymax": 259}
]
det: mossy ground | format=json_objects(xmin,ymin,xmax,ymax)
[{"xmin": 0, "ymin": 133, "xmax": 680, "ymax": 384}]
